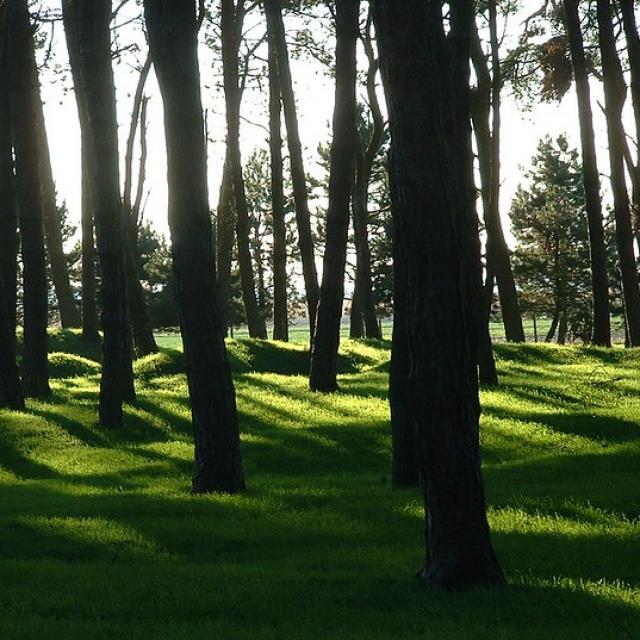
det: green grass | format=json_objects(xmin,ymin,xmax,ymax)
[{"xmin": 0, "ymin": 331, "xmax": 639, "ymax": 639}]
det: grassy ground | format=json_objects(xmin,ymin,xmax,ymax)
[{"xmin": 0, "ymin": 331, "xmax": 639, "ymax": 639}]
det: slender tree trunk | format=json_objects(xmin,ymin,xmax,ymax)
[
  {"xmin": 349, "ymin": 264, "xmax": 364, "ymax": 338},
  {"xmin": 264, "ymin": 0, "xmax": 319, "ymax": 340},
  {"xmin": 563, "ymin": 0, "xmax": 611, "ymax": 346},
  {"xmin": 268, "ymin": 32, "xmax": 289, "ymax": 342},
  {"xmin": 0, "ymin": 23, "xmax": 24, "ymax": 410},
  {"xmin": 221, "ymin": 0, "xmax": 267, "ymax": 339},
  {"xmin": 216, "ymin": 146, "xmax": 234, "ymax": 337},
  {"xmin": 373, "ymin": 0, "xmax": 504, "ymax": 589},
  {"xmin": 62, "ymin": 0, "xmax": 136, "ymax": 425},
  {"xmin": 309, "ymin": 0, "xmax": 360, "ymax": 393},
  {"xmin": 597, "ymin": 0, "xmax": 640, "ymax": 346},
  {"xmin": 546, "ymin": 306, "xmax": 560, "ymax": 343},
  {"xmin": 144, "ymin": 0, "xmax": 245, "ymax": 494},
  {"xmin": 7, "ymin": 0, "xmax": 50, "ymax": 398}
]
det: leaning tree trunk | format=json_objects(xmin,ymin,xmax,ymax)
[
  {"xmin": 563, "ymin": 0, "xmax": 611, "ymax": 347},
  {"xmin": 7, "ymin": 0, "xmax": 50, "ymax": 399},
  {"xmin": 264, "ymin": 0, "xmax": 319, "ymax": 341},
  {"xmin": 597, "ymin": 0, "xmax": 640, "ymax": 346},
  {"xmin": 309, "ymin": 0, "xmax": 360, "ymax": 393},
  {"xmin": 268, "ymin": 31, "xmax": 289, "ymax": 342},
  {"xmin": 0, "ymin": 29, "xmax": 24, "ymax": 410},
  {"xmin": 373, "ymin": 0, "xmax": 504, "ymax": 590},
  {"xmin": 144, "ymin": 0, "xmax": 245, "ymax": 494},
  {"xmin": 62, "ymin": 0, "xmax": 136, "ymax": 425},
  {"xmin": 216, "ymin": 146, "xmax": 235, "ymax": 337},
  {"xmin": 221, "ymin": 0, "xmax": 267, "ymax": 340}
]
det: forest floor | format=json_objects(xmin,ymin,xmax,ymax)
[{"xmin": 0, "ymin": 332, "xmax": 638, "ymax": 639}]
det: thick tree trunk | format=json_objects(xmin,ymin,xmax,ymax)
[
  {"xmin": 563, "ymin": 0, "xmax": 611, "ymax": 346},
  {"xmin": 34, "ymin": 103, "xmax": 81, "ymax": 329},
  {"xmin": 470, "ymin": 12, "xmax": 525, "ymax": 344},
  {"xmin": 596, "ymin": 0, "xmax": 640, "ymax": 346},
  {"xmin": 0, "ymin": 29, "xmax": 24, "ymax": 410},
  {"xmin": 268, "ymin": 33, "xmax": 289, "ymax": 342},
  {"xmin": 7, "ymin": 0, "xmax": 50, "ymax": 398},
  {"xmin": 309, "ymin": 0, "xmax": 360, "ymax": 393},
  {"xmin": 216, "ymin": 146, "xmax": 234, "ymax": 337},
  {"xmin": 62, "ymin": 0, "xmax": 136, "ymax": 425},
  {"xmin": 264, "ymin": 0, "xmax": 319, "ymax": 340},
  {"xmin": 373, "ymin": 0, "xmax": 504, "ymax": 589},
  {"xmin": 221, "ymin": 0, "xmax": 267, "ymax": 340},
  {"xmin": 144, "ymin": 0, "xmax": 245, "ymax": 494}
]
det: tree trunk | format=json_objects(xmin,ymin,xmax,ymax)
[
  {"xmin": 596, "ymin": 0, "xmax": 640, "ymax": 346},
  {"xmin": 7, "ymin": 0, "xmax": 50, "ymax": 398},
  {"xmin": 62, "ymin": 0, "xmax": 136, "ymax": 425},
  {"xmin": 349, "ymin": 266, "xmax": 364, "ymax": 338},
  {"xmin": 263, "ymin": 0, "xmax": 319, "ymax": 340},
  {"xmin": 373, "ymin": 0, "xmax": 504, "ymax": 589},
  {"xmin": 216, "ymin": 146, "xmax": 234, "ymax": 337},
  {"xmin": 470, "ymin": 10, "xmax": 525, "ymax": 344},
  {"xmin": 546, "ymin": 306, "xmax": 560, "ymax": 343},
  {"xmin": 144, "ymin": 0, "xmax": 245, "ymax": 494},
  {"xmin": 557, "ymin": 308, "xmax": 568, "ymax": 345},
  {"xmin": 563, "ymin": 0, "xmax": 611, "ymax": 347},
  {"xmin": 221, "ymin": 0, "xmax": 267, "ymax": 340},
  {"xmin": 268, "ymin": 32, "xmax": 289, "ymax": 342},
  {"xmin": 309, "ymin": 0, "xmax": 360, "ymax": 393},
  {"xmin": 0, "ymin": 25, "xmax": 24, "ymax": 410}
]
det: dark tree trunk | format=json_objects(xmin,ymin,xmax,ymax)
[
  {"xmin": 125, "ymin": 246, "xmax": 158, "ymax": 357},
  {"xmin": 34, "ymin": 103, "xmax": 81, "ymax": 329},
  {"xmin": 309, "ymin": 0, "xmax": 360, "ymax": 393},
  {"xmin": 7, "ymin": 0, "xmax": 50, "ymax": 398},
  {"xmin": 62, "ymin": 0, "xmax": 136, "ymax": 425},
  {"xmin": 546, "ymin": 306, "xmax": 560, "ymax": 343},
  {"xmin": 470, "ymin": 10, "xmax": 525, "ymax": 344},
  {"xmin": 268, "ymin": 32, "xmax": 289, "ymax": 342},
  {"xmin": 144, "ymin": 0, "xmax": 245, "ymax": 494},
  {"xmin": 216, "ymin": 146, "xmax": 234, "ymax": 337},
  {"xmin": 563, "ymin": 0, "xmax": 611, "ymax": 346},
  {"xmin": 349, "ymin": 266, "xmax": 364, "ymax": 339},
  {"xmin": 0, "ymin": 24, "xmax": 24, "ymax": 410},
  {"xmin": 557, "ymin": 308, "xmax": 568, "ymax": 345},
  {"xmin": 221, "ymin": 0, "xmax": 267, "ymax": 340},
  {"xmin": 373, "ymin": 0, "xmax": 504, "ymax": 589},
  {"xmin": 264, "ymin": 0, "xmax": 319, "ymax": 340},
  {"xmin": 596, "ymin": 0, "xmax": 640, "ymax": 346}
]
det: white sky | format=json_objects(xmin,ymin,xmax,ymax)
[{"xmin": 36, "ymin": 2, "xmax": 618, "ymax": 251}]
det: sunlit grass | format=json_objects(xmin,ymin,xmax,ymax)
[{"xmin": 0, "ymin": 332, "xmax": 638, "ymax": 638}]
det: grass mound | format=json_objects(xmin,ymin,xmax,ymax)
[{"xmin": 47, "ymin": 352, "xmax": 101, "ymax": 379}]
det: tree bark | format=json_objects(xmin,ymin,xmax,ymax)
[
  {"xmin": 596, "ymin": 0, "xmax": 640, "ymax": 346},
  {"xmin": 268, "ymin": 30, "xmax": 289, "ymax": 342},
  {"xmin": 221, "ymin": 0, "xmax": 267, "ymax": 339},
  {"xmin": 309, "ymin": 0, "xmax": 360, "ymax": 393},
  {"xmin": 144, "ymin": 0, "xmax": 245, "ymax": 494},
  {"xmin": 373, "ymin": 0, "xmax": 504, "ymax": 589},
  {"xmin": 349, "ymin": 265, "xmax": 364, "ymax": 338},
  {"xmin": 216, "ymin": 145, "xmax": 235, "ymax": 336},
  {"xmin": 264, "ymin": 0, "xmax": 319, "ymax": 340},
  {"xmin": 62, "ymin": 0, "xmax": 136, "ymax": 425},
  {"xmin": 563, "ymin": 0, "xmax": 611, "ymax": 346},
  {"xmin": 7, "ymin": 0, "xmax": 50, "ymax": 398}
]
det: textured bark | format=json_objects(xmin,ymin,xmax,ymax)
[
  {"xmin": 596, "ymin": 0, "xmax": 640, "ymax": 345},
  {"xmin": 264, "ymin": 0, "xmax": 319, "ymax": 340},
  {"xmin": 309, "ymin": 0, "xmax": 360, "ymax": 393},
  {"xmin": 373, "ymin": 0, "xmax": 504, "ymax": 589},
  {"xmin": 216, "ymin": 146, "xmax": 234, "ymax": 336},
  {"xmin": 221, "ymin": 0, "xmax": 267, "ymax": 339},
  {"xmin": 563, "ymin": 0, "xmax": 611, "ymax": 346},
  {"xmin": 268, "ymin": 31, "xmax": 289, "ymax": 342},
  {"xmin": 7, "ymin": 0, "xmax": 50, "ymax": 398},
  {"xmin": 144, "ymin": 0, "xmax": 245, "ymax": 494},
  {"xmin": 62, "ymin": 0, "xmax": 136, "ymax": 425}
]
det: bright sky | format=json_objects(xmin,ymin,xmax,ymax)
[{"xmin": 36, "ymin": 2, "xmax": 617, "ymax": 250}]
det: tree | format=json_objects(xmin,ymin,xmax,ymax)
[
  {"xmin": 562, "ymin": 0, "xmax": 611, "ymax": 346},
  {"xmin": 144, "ymin": 0, "xmax": 245, "ymax": 494},
  {"xmin": 61, "ymin": 0, "xmax": 136, "ymax": 426},
  {"xmin": 216, "ymin": 147, "xmax": 235, "ymax": 335},
  {"xmin": 264, "ymin": 0, "xmax": 320, "ymax": 340},
  {"xmin": 7, "ymin": 0, "xmax": 50, "ymax": 398},
  {"xmin": 596, "ymin": 0, "xmax": 640, "ymax": 345},
  {"xmin": 221, "ymin": 0, "xmax": 267, "ymax": 340},
  {"xmin": 309, "ymin": 0, "xmax": 360, "ymax": 393},
  {"xmin": 373, "ymin": 0, "xmax": 503, "ymax": 589}
]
